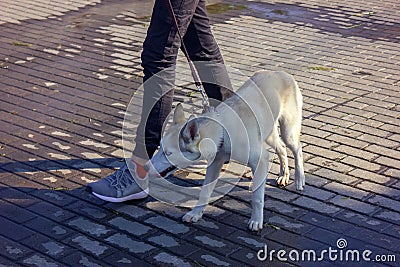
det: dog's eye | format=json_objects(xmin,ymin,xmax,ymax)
[{"xmin": 166, "ymin": 151, "xmax": 172, "ymax": 156}]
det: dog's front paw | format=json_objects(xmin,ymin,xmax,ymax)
[
  {"xmin": 182, "ymin": 209, "xmax": 203, "ymax": 223},
  {"xmin": 248, "ymin": 217, "xmax": 263, "ymax": 231},
  {"xmin": 276, "ymin": 175, "xmax": 289, "ymax": 187}
]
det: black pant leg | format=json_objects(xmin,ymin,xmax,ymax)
[
  {"xmin": 133, "ymin": 0, "xmax": 198, "ymax": 159},
  {"xmin": 183, "ymin": 1, "xmax": 234, "ymax": 103}
]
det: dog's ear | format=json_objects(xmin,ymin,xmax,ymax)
[
  {"xmin": 173, "ymin": 103, "xmax": 185, "ymax": 124},
  {"xmin": 182, "ymin": 117, "xmax": 199, "ymax": 143}
]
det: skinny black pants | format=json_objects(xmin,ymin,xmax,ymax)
[{"xmin": 133, "ymin": 0, "xmax": 233, "ymax": 159}]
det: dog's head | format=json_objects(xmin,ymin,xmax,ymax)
[{"xmin": 145, "ymin": 103, "xmax": 204, "ymax": 178}]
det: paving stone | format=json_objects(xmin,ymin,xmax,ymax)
[
  {"xmin": 309, "ymin": 158, "xmax": 354, "ymax": 174},
  {"xmin": 356, "ymin": 181, "xmax": 400, "ymax": 198},
  {"xmin": 0, "ymin": 187, "xmax": 40, "ymax": 207},
  {"xmin": 367, "ymin": 195, "xmax": 400, "ymax": 212},
  {"xmin": 108, "ymin": 216, "xmax": 153, "ymax": 237},
  {"xmin": 0, "ymin": 235, "xmax": 33, "ymax": 260},
  {"xmin": 0, "ymin": 173, "xmax": 45, "ymax": 193},
  {"xmin": 304, "ymin": 145, "xmax": 343, "ymax": 160},
  {"xmin": 328, "ymin": 195, "xmax": 378, "ymax": 214},
  {"xmin": 184, "ymin": 232, "xmax": 238, "ymax": 256},
  {"xmin": 104, "ymin": 251, "xmax": 153, "ymax": 267},
  {"xmin": 105, "ymin": 233, "xmax": 155, "ymax": 255},
  {"xmin": 21, "ymin": 233, "xmax": 73, "ymax": 259},
  {"xmin": 299, "ymin": 211, "xmax": 354, "ymax": 234},
  {"xmin": 313, "ymin": 168, "xmax": 357, "ymax": 184},
  {"xmin": 359, "ymin": 134, "xmax": 398, "ymax": 149},
  {"xmin": 26, "ymin": 201, "xmax": 75, "ymax": 222},
  {"xmin": 23, "ymin": 216, "xmax": 73, "ymax": 240},
  {"xmin": 382, "ymin": 224, "xmax": 400, "ymax": 239},
  {"xmin": 0, "ymin": 216, "xmax": 35, "ymax": 241},
  {"xmin": 65, "ymin": 201, "xmax": 111, "ymax": 220},
  {"xmin": 60, "ymin": 252, "xmax": 105, "ymax": 267},
  {"xmin": 229, "ymin": 247, "xmax": 270, "ymax": 267},
  {"xmin": 220, "ymin": 213, "xmax": 254, "ymax": 230},
  {"xmin": 66, "ymin": 186, "xmax": 108, "ymax": 206},
  {"xmin": 304, "ymin": 227, "xmax": 342, "ymax": 246},
  {"xmin": 225, "ymin": 229, "xmax": 275, "ymax": 250},
  {"xmin": 385, "ymin": 168, "xmax": 400, "ymax": 180},
  {"xmin": 304, "ymin": 174, "xmax": 330, "ymax": 187},
  {"xmin": 364, "ymin": 144, "xmax": 400, "ymax": 160},
  {"xmin": 144, "ymin": 215, "xmax": 190, "ymax": 235},
  {"xmin": 340, "ymin": 156, "xmax": 382, "ymax": 172},
  {"xmin": 334, "ymin": 145, "xmax": 377, "ymax": 161},
  {"xmin": 374, "ymin": 210, "xmax": 400, "ymax": 224},
  {"xmin": 105, "ymin": 203, "xmax": 152, "ymax": 219},
  {"xmin": 335, "ymin": 209, "xmax": 394, "ymax": 234},
  {"xmin": 0, "ymin": 200, "xmax": 37, "ymax": 223},
  {"xmin": 217, "ymin": 198, "xmax": 252, "ymax": 216},
  {"xmin": 265, "ymin": 184, "xmax": 300, "ymax": 202},
  {"xmin": 350, "ymin": 169, "xmax": 391, "ymax": 185},
  {"xmin": 21, "ymin": 254, "xmax": 63, "ymax": 267},
  {"xmin": 287, "ymin": 183, "xmax": 335, "ymax": 201},
  {"xmin": 293, "ymin": 196, "xmax": 341, "ymax": 215},
  {"xmin": 374, "ymin": 156, "xmax": 399, "ymax": 169},
  {"xmin": 67, "ymin": 234, "xmax": 112, "ymax": 258},
  {"xmin": 187, "ymin": 249, "xmax": 240, "ymax": 267},
  {"xmin": 30, "ymin": 189, "xmax": 77, "ymax": 207},
  {"xmin": 0, "ymin": 256, "xmax": 18, "ymax": 266},
  {"xmin": 267, "ymin": 228, "xmax": 325, "ymax": 252},
  {"xmin": 345, "ymin": 227, "xmax": 399, "ymax": 252},
  {"xmin": 190, "ymin": 217, "xmax": 237, "ymax": 236},
  {"xmin": 67, "ymin": 217, "xmax": 112, "ymax": 237},
  {"xmin": 323, "ymin": 182, "xmax": 370, "ymax": 200},
  {"xmin": 143, "ymin": 201, "xmax": 187, "ymax": 220},
  {"xmin": 325, "ymin": 134, "xmax": 368, "ymax": 149},
  {"xmin": 146, "ymin": 251, "xmax": 194, "ymax": 267},
  {"xmin": 264, "ymin": 198, "xmax": 307, "ymax": 218},
  {"xmin": 267, "ymin": 214, "xmax": 314, "ymax": 234}
]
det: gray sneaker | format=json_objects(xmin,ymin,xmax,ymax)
[{"xmin": 87, "ymin": 160, "xmax": 148, "ymax": 202}]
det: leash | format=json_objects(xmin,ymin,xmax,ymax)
[{"xmin": 164, "ymin": 0, "xmax": 210, "ymax": 110}]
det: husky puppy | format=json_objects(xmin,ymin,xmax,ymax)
[{"xmin": 146, "ymin": 71, "xmax": 305, "ymax": 231}]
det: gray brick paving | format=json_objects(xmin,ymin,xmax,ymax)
[{"xmin": 1, "ymin": 0, "xmax": 399, "ymax": 266}]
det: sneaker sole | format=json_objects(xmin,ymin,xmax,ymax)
[{"xmin": 92, "ymin": 189, "xmax": 149, "ymax": 202}]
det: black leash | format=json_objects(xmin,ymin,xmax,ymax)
[{"xmin": 164, "ymin": 0, "xmax": 210, "ymax": 110}]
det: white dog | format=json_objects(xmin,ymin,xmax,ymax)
[{"xmin": 145, "ymin": 70, "xmax": 305, "ymax": 231}]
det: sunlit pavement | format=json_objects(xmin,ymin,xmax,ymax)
[{"xmin": 0, "ymin": 0, "xmax": 399, "ymax": 266}]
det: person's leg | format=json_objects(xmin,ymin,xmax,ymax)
[
  {"xmin": 88, "ymin": 0, "xmax": 202, "ymax": 202},
  {"xmin": 133, "ymin": 0, "xmax": 202, "ymax": 160},
  {"xmin": 182, "ymin": 1, "xmax": 234, "ymax": 104}
]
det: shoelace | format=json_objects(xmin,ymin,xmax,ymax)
[{"xmin": 106, "ymin": 164, "xmax": 135, "ymax": 190}]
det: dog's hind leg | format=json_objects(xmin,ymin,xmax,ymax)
[
  {"xmin": 266, "ymin": 126, "xmax": 289, "ymax": 187},
  {"xmin": 280, "ymin": 114, "xmax": 305, "ymax": 191},
  {"xmin": 182, "ymin": 156, "xmax": 224, "ymax": 223}
]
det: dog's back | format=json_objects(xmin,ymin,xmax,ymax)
[{"xmin": 250, "ymin": 70, "xmax": 302, "ymax": 120}]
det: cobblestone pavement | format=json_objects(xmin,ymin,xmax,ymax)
[{"xmin": 1, "ymin": 0, "xmax": 399, "ymax": 266}]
